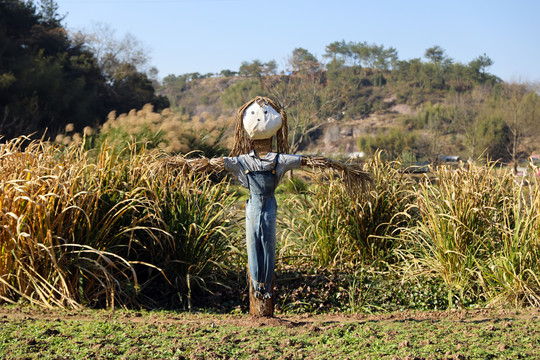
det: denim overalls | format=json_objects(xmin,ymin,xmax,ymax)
[{"xmin": 238, "ymin": 155, "xmax": 279, "ymax": 299}]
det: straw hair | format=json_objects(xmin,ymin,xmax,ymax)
[{"xmin": 230, "ymin": 96, "xmax": 289, "ymax": 156}]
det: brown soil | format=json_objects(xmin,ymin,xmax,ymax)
[{"xmin": 1, "ymin": 305, "xmax": 538, "ymax": 329}]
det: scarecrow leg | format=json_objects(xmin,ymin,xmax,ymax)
[
  {"xmin": 248, "ymin": 268, "xmax": 274, "ymax": 317},
  {"xmin": 245, "ymin": 193, "xmax": 277, "ymax": 317}
]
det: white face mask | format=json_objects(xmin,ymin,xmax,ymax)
[{"xmin": 242, "ymin": 102, "xmax": 282, "ymax": 140}]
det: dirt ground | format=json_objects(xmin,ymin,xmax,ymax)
[{"xmin": 1, "ymin": 305, "xmax": 538, "ymax": 328}]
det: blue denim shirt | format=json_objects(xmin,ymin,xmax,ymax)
[{"xmin": 223, "ymin": 151, "xmax": 302, "ymax": 188}]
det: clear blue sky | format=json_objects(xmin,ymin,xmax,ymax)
[{"xmin": 55, "ymin": 0, "xmax": 539, "ymax": 83}]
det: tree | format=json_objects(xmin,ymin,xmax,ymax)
[
  {"xmin": 0, "ymin": 1, "xmax": 167, "ymax": 140},
  {"xmin": 71, "ymin": 23, "xmax": 151, "ymax": 82},
  {"xmin": 411, "ymin": 102, "xmax": 454, "ymax": 159},
  {"xmin": 374, "ymin": 46, "xmax": 399, "ymax": 70},
  {"xmin": 288, "ymin": 48, "xmax": 320, "ymax": 74},
  {"xmin": 239, "ymin": 60, "xmax": 262, "ymax": 77},
  {"xmin": 221, "ymin": 78, "xmax": 264, "ymax": 109},
  {"xmin": 238, "ymin": 59, "xmax": 276, "ymax": 77},
  {"xmin": 265, "ymin": 49, "xmax": 340, "ymax": 153},
  {"xmin": 424, "ymin": 45, "xmax": 446, "ymax": 64},
  {"xmin": 108, "ymin": 63, "xmax": 169, "ymax": 114},
  {"xmin": 349, "ymin": 41, "xmax": 370, "ymax": 67},
  {"xmin": 35, "ymin": 0, "xmax": 64, "ymax": 27},
  {"xmin": 498, "ymin": 83, "xmax": 539, "ymax": 170},
  {"xmin": 347, "ymin": 41, "xmax": 399, "ymax": 70},
  {"xmin": 0, "ymin": 0, "xmax": 108, "ymax": 139},
  {"xmin": 323, "ymin": 40, "xmax": 351, "ymax": 64},
  {"xmin": 475, "ymin": 115, "xmax": 510, "ymax": 162},
  {"xmin": 468, "ymin": 53, "xmax": 494, "ymax": 82},
  {"xmin": 357, "ymin": 128, "xmax": 417, "ymax": 160},
  {"xmin": 220, "ymin": 69, "xmax": 237, "ymax": 77},
  {"xmin": 469, "ymin": 54, "xmax": 493, "ymax": 74},
  {"xmin": 71, "ymin": 22, "xmax": 168, "ymax": 114},
  {"xmin": 450, "ymin": 85, "xmax": 491, "ymax": 159}
]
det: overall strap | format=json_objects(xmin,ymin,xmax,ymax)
[
  {"xmin": 272, "ymin": 154, "xmax": 279, "ymax": 184},
  {"xmin": 265, "ymin": 153, "xmax": 278, "ymax": 175},
  {"xmin": 273, "ymin": 153, "xmax": 279, "ymax": 173},
  {"xmin": 241, "ymin": 154, "xmax": 280, "ymax": 196}
]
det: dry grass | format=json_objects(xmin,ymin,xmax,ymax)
[
  {"xmin": 2, "ymin": 136, "xmax": 540, "ymax": 310},
  {"xmin": 303, "ymin": 156, "xmax": 372, "ymax": 198},
  {"xmin": 399, "ymin": 162, "xmax": 540, "ymax": 307},
  {"xmin": 0, "ymin": 137, "xmax": 237, "ymax": 309},
  {"xmin": 279, "ymin": 152, "xmax": 413, "ymax": 267}
]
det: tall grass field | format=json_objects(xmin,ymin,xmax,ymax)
[{"xmin": 1, "ymin": 137, "xmax": 539, "ymax": 311}]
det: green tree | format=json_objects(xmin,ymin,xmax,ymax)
[
  {"xmin": 238, "ymin": 59, "xmax": 276, "ymax": 77},
  {"xmin": 0, "ymin": 0, "xmax": 107, "ymax": 139},
  {"xmin": 349, "ymin": 41, "xmax": 371, "ymax": 67},
  {"xmin": 288, "ymin": 48, "xmax": 320, "ymax": 74},
  {"xmin": 324, "ymin": 59, "xmax": 364, "ymax": 118},
  {"xmin": 374, "ymin": 46, "xmax": 399, "ymax": 70},
  {"xmin": 35, "ymin": 0, "xmax": 64, "ymax": 26},
  {"xmin": 409, "ymin": 102, "xmax": 454, "ymax": 158},
  {"xmin": 0, "ymin": 1, "xmax": 168, "ymax": 140},
  {"xmin": 108, "ymin": 63, "xmax": 169, "ymax": 114},
  {"xmin": 221, "ymin": 78, "xmax": 265, "ymax": 109},
  {"xmin": 323, "ymin": 40, "xmax": 351, "ymax": 63},
  {"xmin": 347, "ymin": 41, "xmax": 398, "ymax": 70},
  {"xmin": 220, "ymin": 69, "xmax": 237, "ymax": 77},
  {"xmin": 469, "ymin": 54, "xmax": 493, "ymax": 74},
  {"xmin": 424, "ymin": 45, "xmax": 446, "ymax": 64},
  {"xmin": 475, "ymin": 115, "xmax": 510, "ymax": 162},
  {"xmin": 468, "ymin": 53, "xmax": 495, "ymax": 83},
  {"xmin": 357, "ymin": 128, "xmax": 418, "ymax": 160}
]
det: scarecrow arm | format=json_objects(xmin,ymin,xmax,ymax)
[
  {"xmin": 301, "ymin": 155, "xmax": 372, "ymax": 195},
  {"xmin": 161, "ymin": 155, "xmax": 225, "ymax": 174}
]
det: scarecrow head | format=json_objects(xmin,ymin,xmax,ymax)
[{"xmin": 230, "ymin": 96, "xmax": 289, "ymax": 156}]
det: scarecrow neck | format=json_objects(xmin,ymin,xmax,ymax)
[{"xmin": 253, "ymin": 138, "xmax": 273, "ymax": 158}]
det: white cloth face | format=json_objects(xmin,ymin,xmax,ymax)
[{"xmin": 242, "ymin": 102, "xmax": 282, "ymax": 140}]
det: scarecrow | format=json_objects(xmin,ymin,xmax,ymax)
[{"xmin": 166, "ymin": 96, "xmax": 370, "ymax": 317}]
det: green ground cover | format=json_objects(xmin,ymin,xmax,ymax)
[{"xmin": 0, "ymin": 306, "xmax": 538, "ymax": 359}]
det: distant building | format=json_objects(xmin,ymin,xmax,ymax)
[{"xmin": 438, "ymin": 155, "xmax": 460, "ymax": 163}]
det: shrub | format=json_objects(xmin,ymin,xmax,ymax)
[
  {"xmin": 55, "ymin": 104, "xmax": 232, "ymax": 157},
  {"xmin": 278, "ymin": 152, "xmax": 415, "ymax": 268},
  {"xmin": 0, "ymin": 137, "xmax": 239, "ymax": 309},
  {"xmin": 398, "ymin": 163, "xmax": 515, "ymax": 307}
]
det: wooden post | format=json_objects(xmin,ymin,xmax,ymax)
[{"xmin": 248, "ymin": 269, "xmax": 274, "ymax": 317}]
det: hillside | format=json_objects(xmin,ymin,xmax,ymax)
[
  {"xmin": 151, "ymin": 44, "xmax": 540, "ymax": 167},
  {"xmin": 158, "ymin": 64, "xmax": 539, "ymax": 166},
  {"xmin": 313, "ymin": 102, "xmax": 414, "ymax": 156},
  {"xmin": 159, "ymin": 75, "xmax": 412, "ymax": 156}
]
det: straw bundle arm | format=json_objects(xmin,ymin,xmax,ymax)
[
  {"xmin": 302, "ymin": 155, "xmax": 372, "ymax": 196},
  {"xmin": 161, "ymin": 155, "xmax": 225, "ymax": 174}
]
